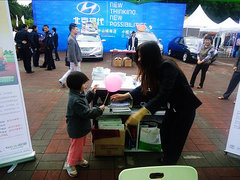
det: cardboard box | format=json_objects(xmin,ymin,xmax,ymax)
[
  {"xmin": 113, "ymin": 57, "xmax": 122, "ymax": 67},
  {"xmin": 124, "ymin": 59, "xmax": 132, "ymax": 67},
  {"xmin": 94, "ymin": 130, "xmax": 125, "ymax": 156}
]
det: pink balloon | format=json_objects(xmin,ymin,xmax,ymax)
[{"xmin": 104, "ymin": 74, "xmax": 123, "ymax": 92}]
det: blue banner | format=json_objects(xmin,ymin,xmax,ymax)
[{"xmin": 32, "ymin": 0, "xmax": 186, "ymax": 53}]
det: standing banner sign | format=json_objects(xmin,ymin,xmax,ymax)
[
  {"xmin": 225, "ymin": 85, "xmax": 240, "ymax": 156},
  {"xmin": 0, "ymin": 1, "xmax": 35, "ymax": 168}
]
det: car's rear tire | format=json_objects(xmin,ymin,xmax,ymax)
[
  {"xmin": 183, "ymin": 53, "xmax": 188, "ymax": 62},
  {"xmin": 168, "ymin": 49, "xmax": 172, "ymax": 56}
]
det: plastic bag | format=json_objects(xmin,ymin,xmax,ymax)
[{"xmin": 139, "ymin": 127, "xmax": 161, "ymax": 152}]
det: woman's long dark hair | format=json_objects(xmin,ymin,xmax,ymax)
[{"xmin": 135, "ymin": 41, "xmax": 164, "ymax": 95}]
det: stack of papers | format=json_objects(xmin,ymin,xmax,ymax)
[
  {"xmin": 109, "ymin": 101, "xmax": 131, "ymax": 113},
  {"xmin": 111, "ymin": 107, "xmax": 131, "ymax": 113},
  {"xmin": 98, "ymin": 117, "xmax": 124, "ymax": 130},
  {"xmin": 92, "ymin": 67, "xmax": 110, "ymax": 80},
  {"xmin": 109, "ymin": 101, "xmax": 130, "ymax": 107}
]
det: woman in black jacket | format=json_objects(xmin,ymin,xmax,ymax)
[{"xmin": 111, "ymin": 41, "xmax": 202, "ymax": 165}]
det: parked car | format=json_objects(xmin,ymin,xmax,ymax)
[
  {"xmin": 76, "ymin": 34, "xmax": 105, "ymax": 61},
  {"xmin": 136, "ymin": 31, "xmax": 163, "ymax": 55},
  {"xmin": 168, "ymin": 36, "xmax": 201, "ymax": 63}
]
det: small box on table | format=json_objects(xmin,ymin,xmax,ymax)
[
  {"xmin": 123, "ymin": 57, "xmax": 132, "ymax": 67},
  {"xmin": 113, "ymin": 57, "xmax": 122, "ymax": 67}
]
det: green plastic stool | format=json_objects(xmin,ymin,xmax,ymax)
[{"xmin": 118, "ymin": 165, "xmax": 198, "ymax": 180}]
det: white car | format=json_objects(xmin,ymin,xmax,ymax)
[
  {"xmin": 136, "ymin": 32, "xmax": 163, "ymax": 54},
  {"xmin": 76, "ymin": 34, "xmax": 105, "ymax": 60}
]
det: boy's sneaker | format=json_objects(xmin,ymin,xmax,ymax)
[
  {"xmin": 65, "ymin": 162, "xmax": 78, "ymax": 177},
  {"xmin": 77, "ymin": 159, "xmax": 89, "ymax": 168},
  {"xmin": 59, "ymin": 81, "xmax": 66, "ymax": 88}
]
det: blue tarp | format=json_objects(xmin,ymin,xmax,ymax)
[{"xmin": 32, "ymin": 0, "xmax": 186, "ymax": 53}]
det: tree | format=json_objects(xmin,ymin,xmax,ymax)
[
  {"xmin": 124, "ymin": 0, "xmax": 240, "ymax": 23},
  {"xmin": 8, "ymin": 0, "xmax": 33, "ymax": 28}
]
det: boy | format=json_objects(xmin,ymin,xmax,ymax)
[{"xmin": 65, "ymin": 71, "xmax": 104, "ymax": 177}]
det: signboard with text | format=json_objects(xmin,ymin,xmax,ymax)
[
  {"xmin": 225, "ymin": 86, "xmax": 240, "ymax": 156},
  {"xmin": 32, "ymin": 0, "xmax": 186, "ymax": 52},
  {"xmin": 0, "ymin": 1, "xmax": 35, "ymax": 168}
]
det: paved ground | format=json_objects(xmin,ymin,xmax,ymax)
[{"xmin": 1, "ymin": 52, "xmax": 240, "ymax": 180}]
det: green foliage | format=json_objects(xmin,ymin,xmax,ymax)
[
  {"xmin": 25, "ymin": 19, "xmax": 34, "ymax": 27},
  {"xmin": 8, "ymin": 0, "xmax": 33, "ymax": 28},
  {"xmin": 8, "ymin": 0, "xmax": 240, "ymax": 28},
  {"xmin": 179, "ymin": 1, "xmax": 240, "ymax": 23},
  {"xmin": 124, "ymin": 0, "xmax": 163, "ymax": 3},
  {"xmin": 202, "ymin": 2, "xmax": 240, "ymax": 23}
]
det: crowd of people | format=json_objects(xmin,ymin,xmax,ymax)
[
  {"xmin": 12, "ymin": 23, "xmax": 240, "ymax": 177},
  {"xmin": 13, "ymin": 24, "xmax": 60, "ymax": 73},
  {"xmin": 63, "ymin": 31, "xmax": 240, "ymax": 177}
]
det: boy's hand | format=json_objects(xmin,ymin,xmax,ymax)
[
  {"xmin": 99, "ymin": 105, "xmax": 105, "ymax": 111},
  {"xmin": 92, "ymin": 85, "xmax": 98, "ymax": 93}
]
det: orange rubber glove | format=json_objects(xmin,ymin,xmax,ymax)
[{"xmin": 125, "ymin": 107, "xmax": 149, "ymax": 126}]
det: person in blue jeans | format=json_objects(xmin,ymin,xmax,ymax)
[
  {"xmin": 233, "ymin": 35, "xmax": 240, "ymax": 58},
  {"xmin": 218, "ymin": 50, "xmax": 240, "ymax": 101}
]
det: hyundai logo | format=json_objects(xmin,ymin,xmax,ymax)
[{"xmin": 77, "ymin": 1, "xmax": 100, "ymax": 15}]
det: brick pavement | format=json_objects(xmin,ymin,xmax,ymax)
[{"xmin": 0, "ymin": 52, "xmax": 240, "ymax": 180}]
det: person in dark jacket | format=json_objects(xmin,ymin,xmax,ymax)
[
  {"xmin": 127, "ymin": 31, "xmax": 138, "ymax": 60},
  {"xmin": 15, "ymin": 24, "xmax": 34, "ymax": 73},
  {"xmin": 111, "ymin": 41, "xmax": 202, "ymax": 165},
  {"xmin": 52, "ymin": 27, "xmax": 60, "ymax": 61},
  {"xmin": 128, "ymin": 31, "xmax": 138, "ymax": 50},
  {"xmin": 65, "ymin": 71, "xmax": 105, "ymax": 177},
  {"xmin": 218, "ymin": 50, "xmax": 240, "ymax": 101},
  {"xmin": 40, "ymin": 25, "xmax": 55, "ymax": 70},
  {"xmin": 190, "ymin": 35, "xmax": 215, "ymax": 89},
  {"xmin": 30, "ymin": 25, "xmax": 40, "ymax": 67}
]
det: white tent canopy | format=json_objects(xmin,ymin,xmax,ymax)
[
  {"xmin": 218, "ymin": 17, "xmax": 240, "ymax": 32},
  {"xmin": 184, "ymin": 5, "xmax": 218, "ymax": 29},
  {"xmin": 201, "ymin": 17, "xmax": 240, "ymax": 32}
]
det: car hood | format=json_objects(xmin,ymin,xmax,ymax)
[
  {"xmin": 187, "ymin": 46, "xmax": 198, "ymax": 54},
  {"xmin": 138, "ymin": 40, "xmax": 163, "ymax": 50},
  {"xmin": 77, "ymin": 41, "xmax": 102, "ymax": 48}
]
